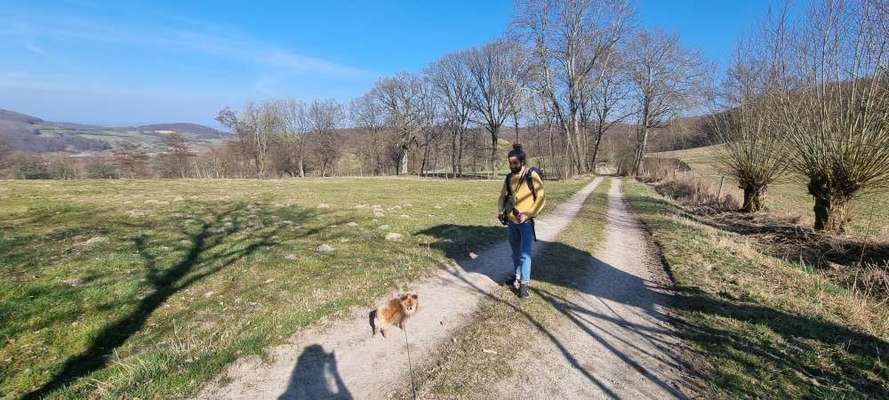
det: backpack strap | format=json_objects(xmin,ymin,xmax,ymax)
[
  {"xmin": 525, "ymin": 169, "xmax": 538, "ymax": 202},
  {"xmin": 503, "ymin": 172, "xmax": 514, "ymax": 197},
  {"xmin": 505, "ymin": 168, "xmax": 540, "ymax": 202}
]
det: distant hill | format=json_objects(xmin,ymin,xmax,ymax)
[
  {"xmin": 0, "ymin": 108, "xmax": 228, "ymax": 153},
  {"xmin": 0, "ymin": 109, "xmax": 43, "ymax": 124}
]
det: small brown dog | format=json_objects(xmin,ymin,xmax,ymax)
[{"xmin": 370, "ymin": 292, "xmax": 419, "ymax": 337}]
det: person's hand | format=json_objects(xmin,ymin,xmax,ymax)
[{"xmin": 517, "ymin": 212, "xmax": 528, "ymax": 224}]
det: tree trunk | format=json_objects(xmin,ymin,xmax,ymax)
[
  {"xmin": 812, "ymin": 195, "xmax": 851, "ymax": 233},
  {"xmin": 741, "ymin": 183, "xmax": 765, "ymax": 212},
  {"xmin": 590, "ymin": 125, "xmax": 605, "ymax": 174},
  {"xmin": 567, "ymin": 116, "xmax": 584, "ymax": 175},
  {"xmin": 547, "ymin": 122, "xmax": 555, "ymax": 178},
  {"xmin": 420, "ymin": 142, "xmax": 430, "ymax": 176},
  {"xmin": 808, "ymin": 177, "xmax": 850, "ymax": 233},
  {"xmin": 450, "ymin": 130, "xmax": 458, "ymax": 178},
  {"xmin": 489, "ymin": 128, "xmax": 498, "ymax": 179},
  {"xmin": 632, "ymin": 123, "xmax": 649, "ymax": 176},
  {"xmin": 457, "ymin": 130, "xmax": 464, "ymax": 177},
  {"xmin": 400, "ymin": 152, "xmax": 406, "ymax": 175}
]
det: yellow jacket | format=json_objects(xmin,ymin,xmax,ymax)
[{"xmin": 498, "ymin": 166, "xmax": 546, "ymax": 223}]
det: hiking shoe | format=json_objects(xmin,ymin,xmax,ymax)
[{"xmin": 519, "ymin": 283, "xmax": 530, "ymax": 299}]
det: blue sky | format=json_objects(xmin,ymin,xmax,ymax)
[{"xmin": 0, "ymin": 0, "xmax": 779, "ymax": 126}]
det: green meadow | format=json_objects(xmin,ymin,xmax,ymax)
[{"xmin": 0, "ymin": 177, "xmax": 589, "ymax": 399}]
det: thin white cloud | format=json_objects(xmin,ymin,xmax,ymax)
[
  {"xmin": 259, "ymin": 50, "xmax": 369, "ymax": 77},
  {"xmin": 0, "ymin": 71, "xmax": 220, "ymax": 99},
  {"xmin": 23, "ymin": 41, "xmax": 47, "ymax": 56},
  {"xmin": 0, "ymin": 10, "xmax": 373, "ymax": 78}
]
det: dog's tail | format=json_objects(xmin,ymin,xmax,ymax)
[{"xmin": 369, "ymin": 309, "xmax": 377, "ymax": 336}]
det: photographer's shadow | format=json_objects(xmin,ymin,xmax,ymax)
[{"xmin": 278, "ymin": 344, "xmax": 352, "ymax": 400}]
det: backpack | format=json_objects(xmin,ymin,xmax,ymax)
[{"xmin": 504, "ymin": 166, "xmax": 544, "ymax": 202}]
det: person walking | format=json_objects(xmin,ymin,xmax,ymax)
[{"xmin": 497, "ymin": 144, "xmax": 545, "ymax": 299}]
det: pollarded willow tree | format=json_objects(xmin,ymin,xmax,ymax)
[
  {"xmin": 711, "ymin": 17, "xmax": 793, "ymax": 213},
  {"xmin": 775, "ymin": 0, "xmax": 889, "ymax": 232}
]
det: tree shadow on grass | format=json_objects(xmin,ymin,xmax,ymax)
[
  {"xmin": 667, "ymin": 287, "xmax": 889, "ymax": 397},
  {"xmin": 419, "ymin": 223, "xmax": 889, "ymax": 398},
  {"xmin": 278, "ymin": 344, "xmax": 352, "ymax": 400},
  {"xmin": 20, "ymin": 203, "xmax": 341, "ymax": 399}
]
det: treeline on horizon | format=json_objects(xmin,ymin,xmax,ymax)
[{"xmin": 0, "ymin": 0, "xmax": 716, "ymax": 180}]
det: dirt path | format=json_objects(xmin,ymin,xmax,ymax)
[
  {"xmin": 195, "ymin": 177, "xmax": 604, "ymax": 400},
  {"xmin": 490, "ymin": 178, "xmax": 692, "ymax": 399}
]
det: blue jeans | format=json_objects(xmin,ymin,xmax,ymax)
[{"xmin": 507, "ymin": 221, "xmax": 534, "ymax": 284}]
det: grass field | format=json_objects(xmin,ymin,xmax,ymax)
[
  {"xmin": 649, "ymin": 145, "xmax": 889, "ymax": 239},
  {"xmin": 0, "ymin": 176, "xmax": 589, "ymax": 399},
  {"xmin": 623, "ymin": 179, "xmax": 889, "ymax": 398}
]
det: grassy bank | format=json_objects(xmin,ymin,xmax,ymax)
[
  {"xmin": 650, "ymin": 145, "xmax": 889, "ymax": 238},
  {"xmin": 399, "ymin": 178, "xmax": 612, "ymax": 398},
  {"xmin": 622, "ymin": 178, "xmax": 889, "ymax": 399},
  {"xmin": 0, "ymin": 176, "xmax": 589, "ymax": 399}
]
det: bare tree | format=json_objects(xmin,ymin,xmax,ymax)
[
  {"xmin": 465, "ymin": 40, "xmax": 524, "ymax": 177},
  {"xmin": 710, "ymin": 12, "xmax": 794, "ymax": 213},
  {"xmin": 427, "ymin": 50, "xmax": 475, "ymax": 177},
  {"xmin": 159, "ymin": 133, "xmax": 195, "ymax": 178},
  {"xmin": 371, "ymin": 72, "xmax": 426, "ymax": 175},
  {"xmin": 513, "ymin": 0, "xmax": 632, "ymax": 175},
  {"xmin": 417, "ymin": 78, "xmax": 445, "ymax": 176},
  {"xmin": 215, "ymin": 102, "xmax": 279, "ymax": 178},
  {"xmin": 350, "ymin": 93, "xmax": 388, "ymax": 175},
  {"xmin": 308, "ymin": 99, "xmax": 344, "ymax": 177},
  {"xmin": 588, "ymin": 49, "xmax": 634, "ymax": 171},
  {"xmin": 112, "ymin": 142, "xmax": 149, "ymax": 178},
  {"xmin": 627, "ymin": 29, "xmax": 711, "ymax": 176},
  {"xmin": 774, "ymin": 0, "xmax": 889, "ymax": 232},
  {"xmin": 712, "ymin": 74, "xmax": 783, "ymax": 212},
  {"xmin": 277, "ymin": 99, "xmax": 310, "ymax": 177}
]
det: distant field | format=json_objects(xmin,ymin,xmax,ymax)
[
  {"xmin": 649, "ymin": 145, "xmax": 889, "ymax": 239},
  {"xmin": 0, "ymin": 177, "xmax": 589, "ymax": 399},
  {"xmin": 36, "ymin": 126, "xmax": 226, "ymax": 150}
]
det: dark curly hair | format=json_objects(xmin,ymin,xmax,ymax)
[{"xmin": 507, "ymin": 143, "xmax": 526, "ymax": 163}]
